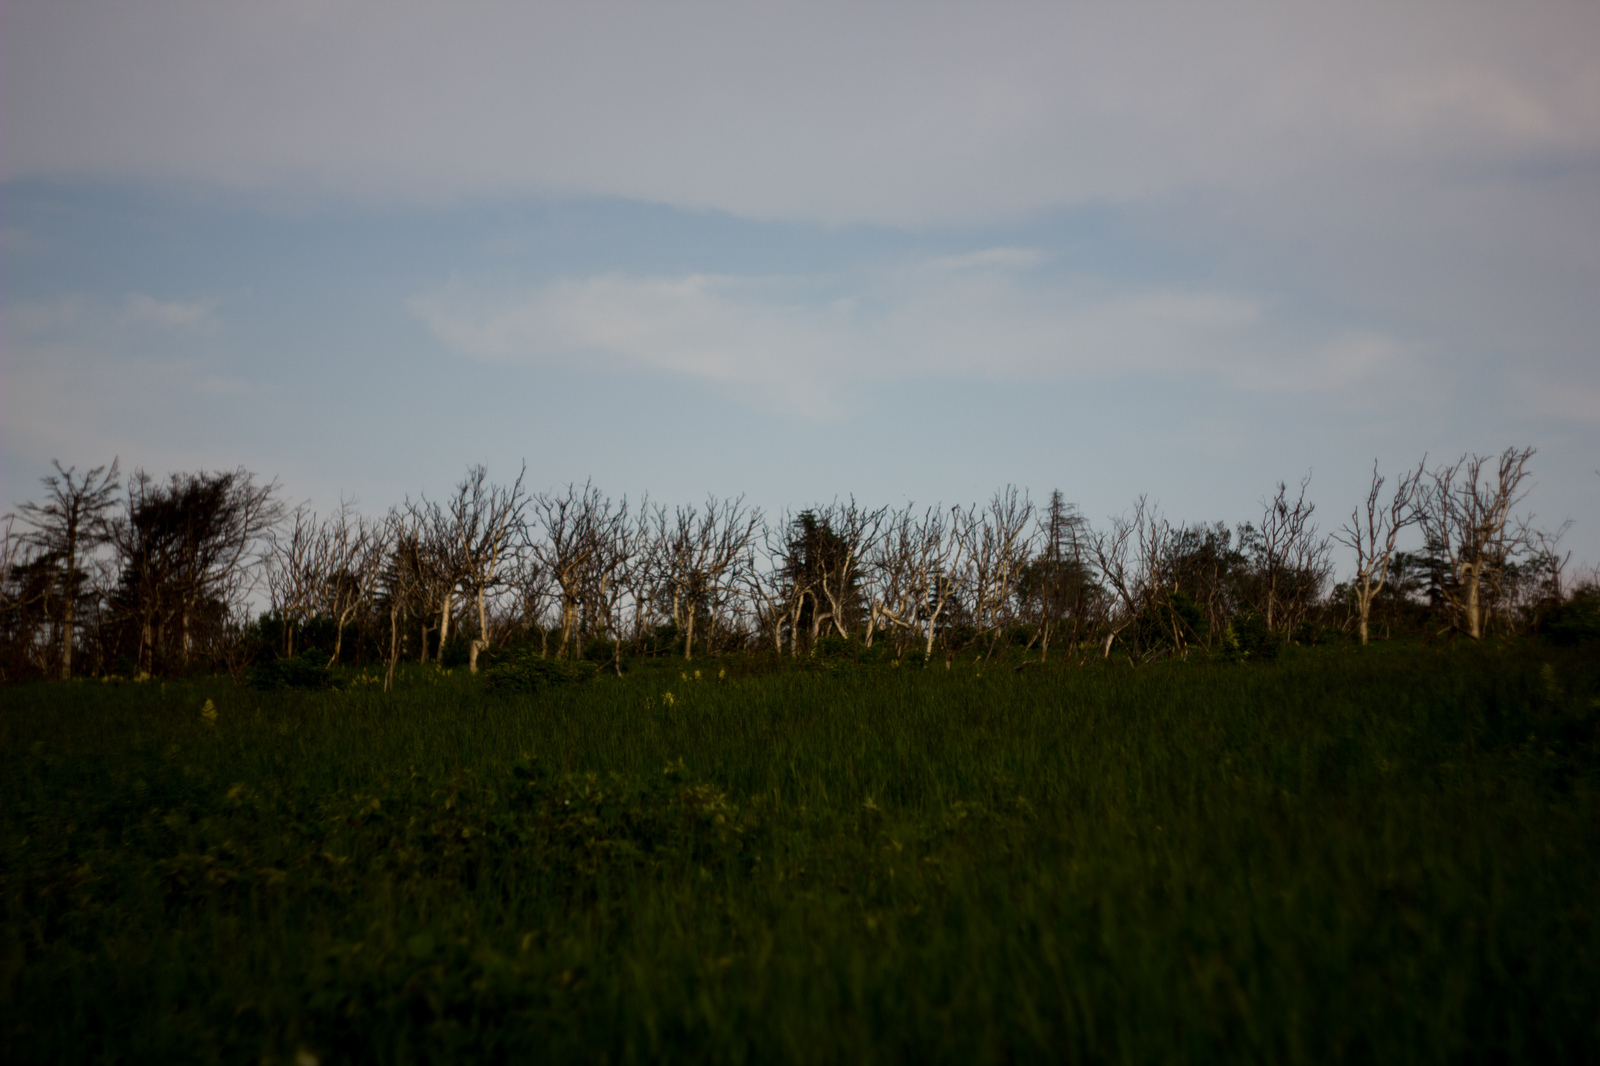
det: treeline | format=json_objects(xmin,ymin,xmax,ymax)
[{"xmin": 2, "ymin": 448, "xmax": 1595, "ymax": 685}]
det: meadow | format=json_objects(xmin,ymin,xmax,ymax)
[{"xmin": 2, "ymin": 646, "xmax": 1598, "ymax": 1064}]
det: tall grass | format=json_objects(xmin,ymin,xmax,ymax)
[{"xmin": 3, "ymin": 646, "xmax": 1597, "ymax": 1063}]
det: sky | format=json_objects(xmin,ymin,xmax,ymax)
[{"xmin": 4, "ymin": 1, "xmax": 1599, "ymax": 574}]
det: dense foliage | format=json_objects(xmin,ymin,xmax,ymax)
[{"xmin": 3, "ymin": 644, "xmax": 1597, "ymax": 1063}]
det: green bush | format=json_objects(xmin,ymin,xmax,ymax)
[
  {"xmin": 1544, "ymin": 587, "xmax": 1600, "ymax": 646},
  {"xmin": 1230, "ymin": 609, "xmax": 1279, "ymax": 662},
  {"xmin": 439, "ymin": 635, "xmax": 472, "ymax": 668},
  {"xmin": 814, "ymin": 633, "xmax": 854, "ymax": 661},
  {"xmin": 485, "ymin": 654, "xmax": 599, "ymax": 695},
  {"xmin": 1293, "ymin": 619, "xmax": 1332, "ymax": 646},
  {"xmin": 247, "ymin": 649, "xmax": 336, "ymax": 690}
]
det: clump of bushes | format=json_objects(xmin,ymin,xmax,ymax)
[
  {"xmin": 248, "ymin": 649, "xmax": 337, "ymax": 690},
  {"xmin": 1227, "ymin": 610, "xmax": 1280, "ymax": 662},
  {"xmin": 485, "ymin": 653, "xmax": 599, "ymax": 695},
  {"xmin": 1543, "ymin": 586, "xmax": 1600, "ymax": 646}
]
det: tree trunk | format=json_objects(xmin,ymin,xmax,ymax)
[
  {"xmin": 61, "ymin": 596, "xmax": 75, "ymax": 680},
  {"xmin": 469, "ymin": 588, "xmax": 489, "ymax": 673},
  {"xmin": 558, "ymin": 599, "xmax": 577, "ymax": 659},
  {"xmin": 438, "ymin": 591, "xmax": 453, "ymax": 659},
  {"xmin": 1463, "ymin": 563, "xmax": 1483, "ymax": 638},
  {"xmin": 789, "ymin": 596, "xmax": 806, "ymax": 657},
  {"xmin": 386, "ymin": 604, "xmax": 401, "ymax": 692}
]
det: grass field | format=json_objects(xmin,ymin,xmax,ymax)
[{"xmin": 3, "ymin": 646, "xmax": 1598, "ymax": 1064}]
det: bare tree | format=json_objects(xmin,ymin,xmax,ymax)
[
  {"xmin": 377, "ymin": 510, "xmax": 428, "ymax": 690},
  {"xmin": 1503, "ymin": 519, "xmax": 1573, "ymax": 633},
  {"xmin": 782, "ymin": 501, "xmax": 887, "ymax": 649},
  {"xmin": 1138, "ymin": 507, "xmax": 1203, "ymax": 658},
  {"xmin": 1088, "ymin": 497, "xmax": 1173, "ymax": 660},
  {"xmin": 529, "ymin": 482, "xmax": 627, "ymax": 659},
  {"xmin": 657, "ymin": 495, "xmax": 762, "ymax": 660},
  {"xmin": 585, "ymin": 497, "xmax": 647, "ymax": 674},
  {"xmin": 406, "ymin": 498, "xmax": 467, "ymax": 661},
  {"xmin": 1243, "ymin": 476, "xmax": 1332, "ymax": 636},
  {"xmin": 1416, "ymin": 447, "xmax": 1537, "ymax": 639},
  {"xmin": 508, "ymin": 552, "xmax": 559, "ymax": 658},
  {"xmin": 15, "ymin": 459, "xmax": 120, "ymax": 678},
  {"xmin": 266, "ymin": 506, "xmax": 324, "ymax": 657},
  {"xmin": 317, "ymin": 503, "xmax": 390, "ymax": 667},
  {"xmin": 742, "ymin": 522, "xmax": 799, "ymax": 656},
  {"xmin": 442, "ymin": 465, "xmax": 529, "ymax": 673},
  {"xmin": 958, "ymin": 487, "xmax": 1036, "ymax": 659},
  {"xmin": 1335, "ymin": 460, "xmax": 1424, "ymax": 645},
  {"xmin": 0, "ymin": 516, "xmax": 21, "ymax": 608},
  {"xmin": 867, "ymin": 504, "xmax": 966, "ymax": 659}
]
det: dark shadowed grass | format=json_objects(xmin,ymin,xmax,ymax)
[{"xmin": 3, "ymin": 646, "xmax": 1598, "ymax": 1063}]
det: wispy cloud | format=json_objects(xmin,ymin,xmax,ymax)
[
  {"xmin": 8, "ymin": 292, "xmax": 214, "ymax": 336},
  {"xmin": 1, "ymin": 290, "xmax": 238, "ymax": 482},
  {"xmin": 413, "ymin": 254, "xmax": 1415, "ymax": 419},
  {"xmin": 123, "ymin": 294, "xmax": 211, "ymax": 327}
]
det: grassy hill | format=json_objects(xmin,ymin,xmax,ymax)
[{"xmin": 3, "ymin": 646, "xmax": 1597, "ymax": 1063}]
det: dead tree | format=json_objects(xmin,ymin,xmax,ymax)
[
  {"xmin": 1416, "ymin": 447, "xmax": 1537, "ymax": 639},
  {"xmin": 378, "ymin": 510, "xmax": 425, "ymax": 690},
  {"xmin": 743, "ymin": 523, "xmax": 798, "ymax": 656},
  {"xmin": 1245, "ymin": 476, "xmax": 1332, "ymax": 636},
  {"xmin": 658, "ymin": 495, "xmax": 761, "ymax": 660},
  {"xmin": 867, "ymin": 504, "xmax": 966, "ymax": 658},
  {"xmin": 782, "ymin": 501, "xmax": 886, "ymax": 649},
  {"xmin": 1088, "ymin": 498, "xmax": 1158, "ymax": 659},
  {"xmin": 1027, "ymin": 491, "xmax": 1090, "ymax": 662},
  {"xmin": 584, "ymin": 497, "xmax": 645, "ymax": 673},
  {"xmin": 529, "ymin": 482, "xmax": 625, "ymax": 659},
  {"xmin": 443, "ymin": 465, "xmax": 529, "ymax": 673},
  {"xmin": 0, "ymin": 516, "xmax": 21, "ymax": 609},
  {"xmin": 317, "ymin": 503, "xmax": 390, "ymax": 667},
  {"xmin": 959, "ymin": 487, "xmax": 1036, "ymax": 659},
  {"xmin": 15, "ymin": 459, "xmax": 120, "ymax": 679},
  {"xmin": 509, "ymin": 553, "xmax": 558, "ymax": 658},
  {"xmin": 409, "ymin": 499, "xmax": 463, "ymax": 661},
  {"xmin": 1335, "ymin": 459, "xmax": 1424, "ymax": 645},
  {"xmin": 599, "ymin": 503, "xmax": 663, "ymax": 666},
  {"xmin": 266, "ymin": 506, "xmax": 324, "ymax": 657}
]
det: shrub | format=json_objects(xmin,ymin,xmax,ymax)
[
  {"xmin": 439, "ymin": 635, "xmax": 472, "ymax": 668},
  {"xmin": 1230, "ymin": 609, "xmax": 1279, "ymax": 662},
  {"xmin": 248, "ymin": 649, "xmax": 336, "ymax": 691},
  {"xmin": 1543, "ymin": 586, "xmax": 1600, "ymax": 646},
  {"xmin": 814, "ymin": 634, "xmax": 854, "ymax": 662},
  {"xmin": 485, "ymin": 654, "xmax": 599, "ymax": 695}
]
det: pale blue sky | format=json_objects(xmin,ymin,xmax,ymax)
[{"xmin": 4, "ymin": 2, "xmax": 1598, "ymax": 570}]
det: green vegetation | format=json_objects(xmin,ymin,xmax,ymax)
[{"xmin": 4, "ymin": 646, "xmax": 1598, "ymax": 1063}]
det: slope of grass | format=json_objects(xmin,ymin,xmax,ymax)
[{"xmin": 3, "ymin": 646, "xmax": 1597, "ymax": 1063}]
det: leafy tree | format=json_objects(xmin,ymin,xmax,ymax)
[
  {"xmin": 105, "ymin": 469, "xmax": 282, "ymax": 675},
  {"xmin": 15, "ymin": 460, "xmax": 120, "ymax": 678}
]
